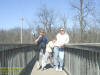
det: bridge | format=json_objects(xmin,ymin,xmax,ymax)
[{"xmin": 0, "ymin": 44, "xmax": 100, "ymax": 75}]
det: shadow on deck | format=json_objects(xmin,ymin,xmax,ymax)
[
  {"xmin": 19, "ymin": 56, "xmax": 36, "ymax": 75},
  {"xmin": 19, "ymin": 56, "xmax": 67, "ymax": 75}
]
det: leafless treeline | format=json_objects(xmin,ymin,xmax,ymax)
[{"xmin": 0, "ymin": 0, "xmax": 100, "ymax": 44}]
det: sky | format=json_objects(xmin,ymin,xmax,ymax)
[{"xmin": 0, "ymin": 0, "xmax": 100, "ymax": 30}]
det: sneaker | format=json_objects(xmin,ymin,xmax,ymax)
[
  {"xmin": 36, "ymin": 66, "xmax": 40, "ymax": 70},
  {"xmin": 36, "ymin": 61, "xmax": 40, "ymax": 70},
  {"xmin": 41, "ymin": 67, "xmax": 44, "ymax": 71},
  {"xmin": 56, "ymin": 67, "xmax": 58, "ymax": 71},
  {"xmin": 59, "ymin": 68, "xmax": 62, "ymax": 72}
]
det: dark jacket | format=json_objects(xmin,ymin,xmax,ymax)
[{"xmin": 37, "ymin": 36, "xmax": 47, "ymax": 48}]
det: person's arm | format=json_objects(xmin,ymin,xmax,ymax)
[
  {"xmin": 64, "ymin": 34, "xmax": 70, "ymax": 45},
  {"xmin": 34, "ymin": 35, "xmax": 42, "ymax": 44},
  {"xmin": 59, "ymin": 34, "xmax": 69, "ymax": 47},
  {"xmin": 37, "ymin": 37, "xmax": 43, "ymax": 44}
]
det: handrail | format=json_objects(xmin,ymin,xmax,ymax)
[
  {"xmin": 67, "ymin": 43, "xmax": 100, "ymax": 45},
  {"xmin": 0, "ymin": 44, "xmax": 100, "ymax": 75},
  {"xmin": 0, "ymin": 44, "xmax": 35, "ymax": 51},
  {"xmin": 0, "ymin": 44, "xmax": 36, "ymax": 75},
  {"xmin": 66, "ymin": 45, "xmax": 100, "ymax": 53},
  {"xmin": 64, "ymin": 45, "xmax": 100, "ymax": 75}
]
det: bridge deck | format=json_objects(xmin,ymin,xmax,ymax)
[{"xmin": 31, "ymin": 63, "xmax": 67, "ymax": 75}]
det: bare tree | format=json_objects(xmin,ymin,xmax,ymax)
[
  {"xmin": 37, "ymin": 6, "xmax": 55, "ymax": 34},
  {"xmin": 60, "ymin": 14, "xmax": 67, "ymax": 31},
  {"xmin": 70, "ymin": 0, "xmax": 95, "ymax": 42}
]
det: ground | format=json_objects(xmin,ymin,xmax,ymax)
[{"xmin": 31, "ymin": 63, "xmax": 67, "ymax": 75}]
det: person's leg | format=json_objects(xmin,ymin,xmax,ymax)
[
  {"xmin": 41, "ymin": 52, "xmax": 49, "ymax": 70},
  {"xmin": 40, "ymin": 48, "xmax": 43, "ymax": 56},
  {"xmin": 59, "ymin": 48, "xmax": 64, "ymax": 71},
  {"xmin": 54, "ymin": 46, "xmax": 59, "ymax": 71},
  {"xmin": 37, "ymin": 48, "xmax": 44, "ymax": 68},
  {"xmin": 49, "ymin": 52, "xmax": 53, "ymax": 67},
  {"xmin": 43, "ymin": 47, "xmax": 46, "ymax": 56}
]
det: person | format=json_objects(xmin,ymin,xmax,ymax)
[
  {"xmin": 34, "ymin": 29, "xmax": 48, "ymax": 70},
  {"xmin": 54, "ymin": 28, "xmax": 69, "ymax": 71},
  {"xmin": 41, "ymin": 39, "xmax": 56, "ymax": 71}
]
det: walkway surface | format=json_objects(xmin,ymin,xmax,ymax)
[{"xmin": 31, "ymin": 63, "xmax": 67, "ymax": 75}]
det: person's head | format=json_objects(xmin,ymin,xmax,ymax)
[
  {"xmin": 40, "ymin": 29, "xmax": 45, "ymax": 36},
  {"xmin": 60, "ymin": 28, "xmax": 65, "ymax": 35},
  {"xmin": 52, "ymin": 39, "xmax": 56, "ymax": 43}
]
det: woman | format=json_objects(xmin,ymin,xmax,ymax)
[{"xmin": 34, "ymin": 29, "xmax": 48, "ymax": 70}]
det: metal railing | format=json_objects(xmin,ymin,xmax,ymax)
[
  {"xmin": 0, "ymin": 44, "xmax": 100, "ymax": 75},
  {"xmin": 64, "ymin": 45, "xmax": 100, "ymax": 75},
  {"xmin": 0, "ymin": 44, "xmax": 37, "ymax": 75}
]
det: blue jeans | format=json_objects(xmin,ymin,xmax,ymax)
[{"xmin": 54, "ymin": 46, "xmax": 64, "ymax": 68}]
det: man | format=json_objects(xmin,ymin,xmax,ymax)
[
  {"xmin": 34, "ymin": 29, "xmax": 47, "ymax": 69},
  {"xmin": 54, "ymin": 28, "xmax": 69, "ymax": 71}
]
